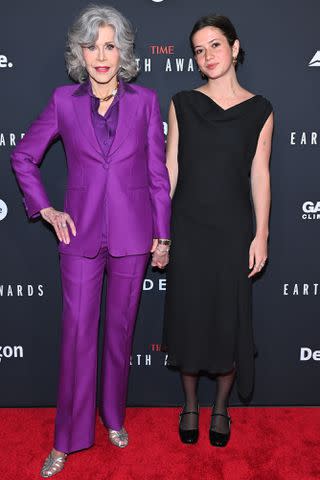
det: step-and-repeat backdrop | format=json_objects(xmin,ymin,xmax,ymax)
[{"xmin": 1, "ymin": 0, "xmax": 319, "ymax": 406}]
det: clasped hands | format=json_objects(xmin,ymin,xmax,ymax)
[{"xmin": 150, "ymin": 239, "xmax": 170, "ymax": 269}]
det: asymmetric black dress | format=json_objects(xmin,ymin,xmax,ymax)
[{"xmin": 162, "ymin": 90, "xmax": 273, "ymax": 399}]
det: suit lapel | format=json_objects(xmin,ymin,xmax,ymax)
[
  {"xmin": 71, "ymin": 81, "xmax": 139, "ymax": 160},
  {"xmin": 72, "ymin": 86, "xmax": 104, "ymax": 160},
  {"xmin": 108, "ymin": 83, "xmax": 139, "ymax": 157}
]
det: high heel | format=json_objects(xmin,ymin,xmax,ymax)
[
  {"xmin": 40, "ymin": 450, "xmax": 67, "ymax": 478},
  {"xmin": 179, "ymin": 404, "xmax": 199, "ymax": 444},
  {"xmin": 108, "ymin": 427, "xmax": 129, "ymax": 448},
  {"xmin": 209, "ymin": 409, "xmax": 231, "ymax": 447}
]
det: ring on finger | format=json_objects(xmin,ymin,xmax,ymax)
[{"xmin": 61, "ymin": 222, "xmax": 67, "ymax": 228}]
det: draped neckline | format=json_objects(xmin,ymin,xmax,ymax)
[{"xmin": 190, "ymin": 90, "xmax": 261, "ymax": 113}]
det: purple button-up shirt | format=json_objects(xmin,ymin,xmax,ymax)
[
  {"xmin": 76, "ymin": 79, "xmax": 124, "ymax": 245},
  {"xmin": 75, "ymin": 78, "xmax": 124, "ymax": 156},
  {"xmin": 89, "ymin": 80, "xmax": 123, "ymax": 157}
]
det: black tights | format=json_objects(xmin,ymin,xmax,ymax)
[{"xmin": 180, "ymin": 368, "xmax": 235, "ymax": 433}]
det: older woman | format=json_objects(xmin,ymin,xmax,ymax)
[{"xmin": 11, "ymin": 4, "xmax": 170, "ymax": 477}]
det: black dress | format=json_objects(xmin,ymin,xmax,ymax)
[{"xmin": 162, "ymin": 90, "xmax": 273, "ymax": 399}]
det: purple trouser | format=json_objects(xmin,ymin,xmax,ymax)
[{"xmin": 54, "ymin": 246, "xmax": 149, "ymax": 453}]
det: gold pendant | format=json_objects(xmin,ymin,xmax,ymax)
[{"xmin": 99, "ymin": 83, "xmax": 119, "ymax": 102}]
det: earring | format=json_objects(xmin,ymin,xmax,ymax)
[{"xmin": 232, "ymin": 57, "xmax": 238, "ymax": 65}]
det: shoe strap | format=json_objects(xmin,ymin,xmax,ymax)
[
  {"xmin": 180, "ymin": 410, "xmax": 199, "ymax": 417},
  {"xmin": 211, "ymin": 412, "xmax": 231, "ymax": 421}
]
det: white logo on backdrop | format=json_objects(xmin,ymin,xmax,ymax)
[
  {"xmin": 143, "ymin": 278, "xmax": 166, "ymax": 291},
  {"xmin": 130, "ymin": 348, "xmax": 168, "ymax": 367},
  {"xmin": 0, "ymin": 54, "xmax": 13, "ymax": 68},
  {"xmin": 283, "ymin": 283, "xmax": 319, "ymax": 295},
  {"xmin": 309, "ymin": 51, "xmax": 320, "ymax": 67},
  {"xmin": 290, "ymin": 131, "xmax": 318, "ymax": 145},
  {"xmin": 130, "ymin": 354, "xmax": 152, "ymax": 366},
  {"xmin": 152, "ymin": 0, "xmax": 164, "ymax": 2},
  {"xmin": 0, "ymin": 284, "xmax": 44, "ymax": 297},
  {"xmin": 0, "ymin": 345, "xmax": 23, "ymax": 363},
  {"xmin": 300, "ymin": 348, "xmax": 320, "ymax": 361},
  {"xmin": 135, "ymin": 56, "xmax": 196, "ymax": 73},
  {"xmin": 0, "ymin": 132, "xmax": 25, "ymax": 147},
  {"xmin": 130, "ymin": 353, "xmax": 169, "ymax": 367},
  {"xmin": 302, "ymin": 201, "xmax": 320, "ymax": 220},
  {"xmin": 0, "ymin": 199, "xmax": 8, "ymax": 221}
]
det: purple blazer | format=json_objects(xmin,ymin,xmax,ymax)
[{"xmin": 11, "ymin": 82, "xmax": 171, "ymax": 257}]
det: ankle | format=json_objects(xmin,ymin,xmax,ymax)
[
  {"xmin": 52, "ymin": 448, "xmax": 66, "ymax": 457},
  {"xmin": 184, "ymin": 399, "xmax": 198, "ymax": 412},
  {"xmin": 213, "ymin": 403, "xmax": 228, "ymax": 414}
]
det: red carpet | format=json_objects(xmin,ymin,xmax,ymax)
[{"xmin": 0, "ymin": 407, "xmax": 319, "ymax": 480}]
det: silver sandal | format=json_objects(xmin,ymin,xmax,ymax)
[
  {"xmin": 108, "ymin": 427, "xmax": 129, "ymax": 448},
  {"xmin": 40, "ymin": 450, "xmax": 67, "ymax": 478}
]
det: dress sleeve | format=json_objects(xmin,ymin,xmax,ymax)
[
  {"xmin": 172, "ymin": 92, "xmax": 183, "ymax": 126},
  {"xmin": 258, "ymin": 98, "xmax": 273, "ymax": 133}
]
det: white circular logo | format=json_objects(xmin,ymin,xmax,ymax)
[
  {"xmin": 0, "ymin": 199, "xmax": 8, "ymax": 221},
  {"xmin": 152, "ymin": 0, "xmax": 164, "ymax": 2}
]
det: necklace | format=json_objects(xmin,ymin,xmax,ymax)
[{"xmin": 93, "ymin": 81, "xmax": 119, "ymax": 102}]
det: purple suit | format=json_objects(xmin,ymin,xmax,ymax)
[
  {"xmin": 12, "ymin": 81, "xmax": 170, "ymax": 256},
  {"xmin": 11, "ymin": 81, "xmax": 170, "ymax": 453}
]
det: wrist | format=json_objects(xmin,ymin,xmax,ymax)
[
  {"xmin": 255, "ymin": 230, "xmax": 269, "ymax": 240},
  {"xmin": 158, "ymin": 238, "xmax": 171, "ymax": 246},
  {"xmin": 155, "ymin": 245, "xmax": 170, "ymax": 255},
  {"xmin": 40, "ymin": 206, "xmax": 53, "ymax": 215}
]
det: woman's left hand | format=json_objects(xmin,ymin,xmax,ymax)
[
  {"xmin": 248, "ymin": 235, "xmax": 268, "ymax": 278},
  {"xmin": 150, "ymin": 239, "xmax": 169, "ymax": 269}
]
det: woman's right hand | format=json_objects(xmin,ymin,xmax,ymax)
[{"xmin": 40, "ymin": 207, "xmax": 76, "ymax": 244}]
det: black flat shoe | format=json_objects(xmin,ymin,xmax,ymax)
[
  {"xmin": 209, "ymin": 412, "xmax": 231, "ymax": 447},
  {"xmin": 179, "ymin": 405, "xmax": 199, "ymax": 444}
]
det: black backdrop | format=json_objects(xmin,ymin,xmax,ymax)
[{"xmin": 1, "ymin": 0, "xmax": 320, "ymax": 407}]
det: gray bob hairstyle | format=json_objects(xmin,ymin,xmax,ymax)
[{"xmin": 65, "ymin": 4, "xmax": 138, "ymax": 83}]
